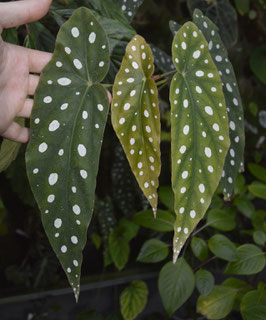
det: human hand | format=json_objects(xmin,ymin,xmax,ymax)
[{"xmin": 0, "ymin": 0, "xmax": 53, "ymax": 143}]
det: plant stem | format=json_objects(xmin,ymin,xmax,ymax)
[
  {"xmin": 156, "ymin": 78, "xmax": 171, "ymax": 87},
  {"xmin": 159, "ymin": 70, "xmax": 176, "ymax": 78},
  {"xmin": 103, "ymin": 84, "xmax": 113, "ymax": 88},
  {"xmin": 193, "ymin": 256, "xmax": 217, "ymax": 272}
]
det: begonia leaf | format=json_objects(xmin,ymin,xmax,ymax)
[
  {"xmin": 111, "ymin": 35, "xmax": 161, "ymax": 214},
  {"xmin": 26, "ymin": 8, "xmax": 110, "ymax": 301},
  {"xmin": 170, "ymin": 22, "xmax": 229, "ymax": 262}
]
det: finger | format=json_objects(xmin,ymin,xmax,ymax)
[
  {"xmin": 6, "ymin": 42, "xmax": 52, "ymax": 73},
  {"xmin": 17, "ymin": 99, "xmax": 33, "ymax": 118},
  {"xmin": 1, "ymin": 122, "xmax": 30, "ymax": 143},
  {"xmin": 28, "ymin": 74, "xmax": 40, "ymax": 95},
  {"xmin": 28, "ymin": 48, "xmax": 52, "ymax": 73},
  {"xmin": 0, "ymin": 0, "xmax": 52, "ymax": 30}
]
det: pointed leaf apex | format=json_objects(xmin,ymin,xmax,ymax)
[
  {"xmin": 74, "ymin": 291, "xmax": 79, "ymax": 303},
  {"xmin": 152, "ymin": 207, "xmax": 157, "ymax": 218},
  {"xmin": 173, "ymin": 253, "xmax": 178, "ymax": 264}
]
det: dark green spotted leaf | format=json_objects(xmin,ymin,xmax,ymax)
[
  {"xmin": 150, "ymin": 44, "xmax": 175, "ymax": 73},
  {"xmin": 195, "ymin": 269, "xmax": 215, "ymax": 296},
  {"xmin": 193, "ymin": 9, "xmax": 245, "ymax": 200},
  {"xmin": 137, "ymin": 239, "xmax": 169, "ymax": 263},
  {"xmin": 132, "ymin": 210, "xmax": 174, "ymax": 232},
  {"xmin": 197, "ymin": 285, "xmax": 238, "ymax": 320},
  {"xmin": 187, "ymin": 0, "xmax": 238, "ymax": 48},
  {"xmin": 120, "ymin": 280, "xmax": 148, "ymax": 320},
  {"xmin": 158, "ymin": 258, "xmax": 195, "ymax": 317},
  {"xmin": 170, "ymin": 22, "xmax": 230, "ymax": 262},
  {"xmin": 117, "ymin": 0, "xmax": 144, "ymax": 22},
  {"xmin": 224, "ymin": 244, "xmax": 265, "ymax": 275},
  {"xmin": 111, "ymin": 35, "xmax": 161, "ymax": 214},
  {"xmin": 240, "ymin": 289, "xmax": 266, "ymax": 320},
  {"xmin": 26, "ymin": 8, "xmax": 110, "ymax": 301},
  {"xmin": 208, "ymin": 234, "xmax": 237, "ymax": 261},
  {"xmin": 169, "ymin": 20, "xmax": 182, "ymax": 36}
]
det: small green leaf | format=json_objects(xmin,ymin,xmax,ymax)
[
  {"xmin": 190, "ymin": 237, "xmax": 208, "ymax": 262},
  {"xmin": 158, "ymin": 186, "xmax": 174, "ymax": 212},
  {"xmin": 224, "ymin": 244, "xmax": 265, "ymax": 275},
  {"xmin": 118, "ymin": 0, "xmax": 144, "ymax": 22},
  {"xmin": 137, "ymin": 239, "xmax": 169, "ymax": 263},
  {"xmin": 120, "ymin": 280, "xmax": 148, "ymax": 320},
  {"xmin": 222, "ymin": 277, "xmax": 253, "ymax": 310},
  {"xmin": 193, "ymin": 9, "xmax": 245, "ymax": 199},
  {"xmin": 2, "ymin": 27, "xmax": 18, "ymax": 44},
  {"xmin": 132, "ymin": 210, "xmax": 174, "ymax": 232},
  {"xmin": 248, "ymin": 163, "xmax": 266, "ymax": 183},
  {"xmin": 108, "ymin": 218, "xmax": 138, "ymax": 270},
  {"xmin": 234, "ymin": 196, "xmax": 255, "ymax": 218},
  {"xmin": 252, "ymin": 210, "xmax": 266, "ymax": 232},
  {"xmin": 248, "ymin": 182, "xmax": 266, "ymax": 200},
  {"xmin": 187, "ymin": 0, "xmax": 238, "ymax": 48},
  {"xmin": 170, "ymin": 21, "xmax": 229, "ymax": 262},
  {"xmin": 249, "ymin": 46, "xmax": 266, "ymax": 85},
  {"xmin": 91, "ymin": 232, "xmax": 101, "ymax": 250},
  {"xmin": 208, "ymin": 234, "xmax": 237, "ymax": 261},
  {"xmin": 158, "ymin": 258, "xmax": 195, "ymax": 317},
  {"xmin": 195, "ymin": 269, "xmax": 215, "ymax": 296},
  {"xmin": 109, "ymin": 227, "xmax": 130, "ymax": 271},
  {"xmin": 0, "ymin": 119, "xmax": 24, "ymax": 173},
  {"xmin": 26, "ymin": 8, "xmax": 110, "ymax": 300},
  {"xmin": 207, "ymin": 208, "xmax": 236, "ymax": 231},
  {"xmin": 253, "ymin": 231, "xmax": 266, "ymax": 246},
  {"xmin": 197, "ymin": 285, "xmax": 238, "ymax": 320},
  {"xmin": 234, "ymin": 0, "xmax": 250, "ymax": 15},
  {"xmin": 111, "ymin": 35, "xmax": 161, "ymax": 214},
  {"xmin": 240, "ymin": 290, "xmax": 266, "ymax": 320},
  {"xmin": 119, "ymin": 218, "xmax": 139, "ymax": 242}
]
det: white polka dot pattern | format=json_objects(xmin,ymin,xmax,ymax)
[
  {"xmin": 193, "ymin": 9, "xmax": 245, "ymax": 200},
  {"xmin": 111, "ymin": 35, "xmax": 161, "ymax": 215},
  {"xmin": 170, "ymin": 22, "xmax": 230, "ymax": 263},
  {"xmin": 118, "ymin": 0, "xmax": 144, "ymax": 22},
  {"xmin": 25, "ymin": 8, "xmax": 110, "ymax": 302}
]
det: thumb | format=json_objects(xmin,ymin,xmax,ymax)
[{"xmin": 0, "ymin": 0, "xmax": 52, "ymax": 30}]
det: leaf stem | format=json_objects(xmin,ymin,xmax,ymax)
[
  {"xmin": 156, "ymin": 78, "xmax": 171, "ymax": 87},
  {"xmin": 103, "ymin": 84, "xmax": 113, "ymax": 88},
  {"xmin": 193, "ymin": 256, "xmax": 217, "ymax": 272},
  {"xmin": 159, "ymin": 70, "xmax": 176, "ymax": 78}
]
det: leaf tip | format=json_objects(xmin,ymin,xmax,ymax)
[
  {"xmin": 73, "ymin": 287, "xmax": 80, "ymax": 303},
  {"xmin": 152, "ymin": 207, "xmax": 157, "ymax": 218}
]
